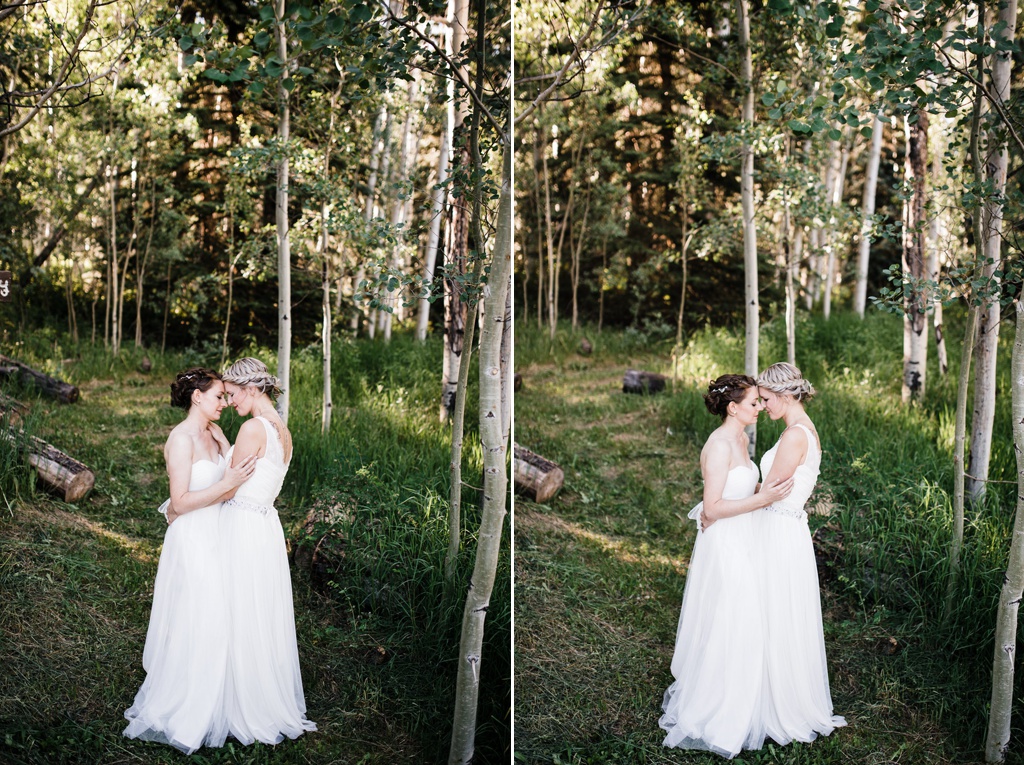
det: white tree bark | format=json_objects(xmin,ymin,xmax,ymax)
[
  {"xmin": 737, "ymin": 0, "xmax": 758, "ymax": 457},
  {"xmin": 985, "ymin": 300, "xmax": 1024, "ymax": 763},
  {"xmin": 351, "ymin": 105, "xmax": 388, "ymax": 332},
  {"xmin": 275, "ymin": 0, "xmax": 292, "ymax": 424},
  {"xmin": 448, "ymin": 147, "xmax": 511, "ymax": 765},
  {"xmin": 968, "ymin": 0, "xmax": 1016, "ymax": 502},
  {"xmin": 901, "ymin": 112, "xmax": 928, "ymax": 403},
  {"xmin": 416, "ymin": 17, "xmax": 454, "ymax": 342},
  {"xmin": 855, "ymin": 112, "xmax": 883, "ymax": 318},
  {"xmin": 928, "ymin": 143, "xmax": 949, "ymax": 375}
]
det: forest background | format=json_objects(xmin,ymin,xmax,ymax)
[
  {"xmin": 0, "ymin": 0, "xmax": 512, "ymax": 763},
  {"xmin": 514, "ymin": 0, "xmax": 1024, "ymax": 763}
]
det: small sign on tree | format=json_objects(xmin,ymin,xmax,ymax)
[{"xmin": 0, "ymin": 271, "xmax": 11, "ymax": 302}]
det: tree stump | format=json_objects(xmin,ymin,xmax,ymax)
[
  {"xmin": 513, "ymin": 373, "xmax": 522, "ymax": 392},
  {"xmin": 514, "ymin": 444, "xmax": 564, "ymax": 503},
  {"xmin": 1, "ymin": 430, "xmax": 95, "ymax": 502},
  {"xmin": 140, "ymin": 355, "xmax": 152, "ymax": 373},
  {"xmin": 579, "ymin": 337, "xmax": 593, "ymax": 355},
  {"xmin": 0, "ymin": 354, "xmax": 79, "ymax": 403},
  {"xmin": 623, "ymin": 369, "xmax": 666, "ymax": 395}
]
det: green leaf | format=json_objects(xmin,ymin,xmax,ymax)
[
  {"xmin": 203, "ymin": 69, "xmax": 229, "ymax": 83},
  {"xmin": 788, "ymin": 119, "xmax": 810, "ymax": 133},
  {"xmin": 768, "ymin": 107, "xmax": 783, "ymax": 120},
  {"xmin": 761, "ymin": 92, "xmax": 777, "ymax": 107},
  {"xmin": 828, "ymin": 127, "xmax": 842, "ymax": 141},
  {"xmin": 183, "ymin": 53, "xmax": 200, "ymax": 67},
  {"xmin": 178, "ymin": 35, "xmax": 193, "ymax": 50},
  {"xmin": 254, "ymin": 30, "xmax": 271, "ymax": 49},
  {"xmin": 351, "ymin": 3, "xmax": 372, "ymax": 22},
  {"xmin": 282, "ymin": 77, "xmax": 295, "ymax": 91},
  {"xmin": 860, "ymin": 125, "xmax": 874, "ymax": 138},
  {"xmin": 831, "ymin": 82, "xmax": 846, "ymax": 98},
  {"xmin": 815, "ymin": 3, "xmax": 830, "ymax": 19},
  {"xmin": 259, "ymin": 5, "xmax": 275, "ymax": 21},
  {"xmin": 248, "ymin": 81, "xmax": 265, "ymax": 96},
  {"xmin": 825, "ymin": 19, "xmax": 843, "ymax": 37}
]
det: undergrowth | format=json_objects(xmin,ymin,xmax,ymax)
[
  {"xmin": 514, "ymin": 309, "xmax": 1019, "ymax": 765},
  {"xmin": 0, "ymin": 331, "xmax": 509, "ymax": 764}
]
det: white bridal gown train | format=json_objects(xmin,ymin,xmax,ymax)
[
  {"xmin": 220, "ymin": 416, "xmax": 316, "ymax": 745},
  {"xmin": 754, "ymin": 423, "xmax": 846, "ymax": 744},
  {"xmin": 124, "ymin": 456, "xmax": 231, "ymax": 754},
  {"xmin": 659, "ymin": 462, "xmax": 769, "ymax": 758}
]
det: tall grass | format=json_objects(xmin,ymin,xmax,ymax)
[
  {"xmin": 516, "ymin": 309, "xmax": 1018, "ymax": 761},
  {"xmin": 0, "ymin": 330, "xmax": 509, "ymax": 763}
]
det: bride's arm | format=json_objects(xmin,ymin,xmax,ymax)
[
  {"xmin": 759, "ymin": 427, "xmax": 809, "ymax": 488},
  {"xmin": 165, "ymin": 432, "xmax": 256, "ymax": 523},
  {"xmin": 219, "ymin": 418, "xmax": 268, "ymax": 501},
  {"xmin": 701, "ymin": 440, "xmax": 793, "ymax": 525}
]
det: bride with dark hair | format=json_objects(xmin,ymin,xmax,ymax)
[
  {"xmin": 660, "ymin": 374, "xmax": 793, "ymax": 758},
  {"xmin": 124, "ymin": 368, "xmax": 256, "ymax": 753}
]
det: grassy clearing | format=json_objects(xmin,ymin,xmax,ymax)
[
  {"xmin": 0, "ymin": 332, "xmax": 509, "ymax": 764},
  {"xmin": 514, "ymin": 311, "xmax": 1017, "ymax": 765}
]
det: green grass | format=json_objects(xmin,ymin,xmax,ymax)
[
  {"xmin": 0, "ymin": 332, "xmax": 509, "ymax": 764},
  {"xmin": 513, "ymin": 310, "xmax": 1019, "ymax": 765}
]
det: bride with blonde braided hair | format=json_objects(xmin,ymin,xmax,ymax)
[
  {"xmin": 753, "ymin": 361, "xmax": 845, "ymax": 746},
  {"xmin": 219, "ymin": 357, "xmax": 317, "ymax": 746}
]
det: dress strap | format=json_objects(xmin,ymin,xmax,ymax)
[
  {"xmin": 256, "ymin": 416, "xmax": 285, "ymax": 464},
  {"xmin": 789, "ymin": 422, "xmax": 820, "ymax": 453}
]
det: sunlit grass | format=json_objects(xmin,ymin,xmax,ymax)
[
  {"xmin": 514, "ymin": 309, "xmax": 1016, "ymax": 764},
  {"xmin": 0, "ymin": 330, "xmax": 509, "ymax": 764}
]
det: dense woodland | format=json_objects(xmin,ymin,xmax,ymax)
[
  {"xmin": 0, "ymin": 0, "xmax": 511, "ymax": 762},
  {"xmin": 515, "ymin": 0, "xmax": 1024, "ymax": 762}
]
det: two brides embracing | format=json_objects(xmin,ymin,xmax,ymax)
[
  {"xmin": 660, "ymin": 362, "xmax": 845, "ymax": 759},
  {"xmin": 123, "ymin": 359, "xmax": 316, "ymax": 753}
]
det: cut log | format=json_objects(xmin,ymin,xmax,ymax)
[
  {"xmin": 1, "ymin": 429, "xmax": 95, "ymax": 502},
  {"xmin": 514, "ymin": 443, "xmax": 564, "ymax": 503},
  {"xmin": 623, "ymin": 369, "xmax": 666, "ymax": 395},
  {"xmin": 0, "ymin": 354, "xmax": 79, "ymax": 403},
  {"xmin": 0, "ymin": 392, "xmax": 28, "ymax": 425}
]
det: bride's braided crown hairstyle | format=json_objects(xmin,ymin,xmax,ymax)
[
  {"xmin": 757, "ymin": 362, "xmax": 816, "ymax": 402},
  {"xmin": 704, "ymin": 374, "xmax": 756, "ymax": 420},
  {"xmin": 170, "ymin": 368, "xmax": 221, "ymax": 410},
  {"xmin": 221, "ymin": 357, "xmax": 282, "ymax": 396}
]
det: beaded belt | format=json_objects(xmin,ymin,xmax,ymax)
[
  {"xmin": 762, "ymin": 504, "xmax": 807, "ymax": 521},
  {"xmin": 223, "ymin": 497, "xmax": 276, "ymax": 516}
]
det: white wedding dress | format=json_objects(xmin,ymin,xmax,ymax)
[
  {"xmin": 754, "ymin": 423, "xmax": 845, "ymax": 744},
  {"xmin": 660, "ymin": 462, "xmax": 769, "ymax": 758},
  {"xmin": 124, "ymin": 456, "xmax": 231, "ymax": 754},
  {"xmin": 220, "ymin": 416, "xmax": 316, "ymax": 745}
]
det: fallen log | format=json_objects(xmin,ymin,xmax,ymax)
[
  {"xmin": 0, "ymin": 354, "xmax": 79, "ymax": 403},
  {"xmin": 1, "ymin": 429, "xmax": 95, "ymax": 502},
  {"xmin": 0, "ymin": 392, "xmax": 28, "ymax": 425},
  {"xmin": 623, "ymin": 369, "xmax": 666, "ymax": 395},
  {"xmin": 514, "ymin": 443, "xmax": 564, "ymax": 503}
]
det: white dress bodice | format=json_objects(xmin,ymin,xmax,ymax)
[{"xmin": 759, "ymin": 423, "xmax": 820, "ymax": 520}]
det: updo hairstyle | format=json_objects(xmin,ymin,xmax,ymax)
[
  {"xmin": 704, "ymin": 374, "xmax": 757, "ymax": 420},
  {"xmin": 170, "ymin": 368, "xmax": 221, "ymax": 410},
  {"xmin": 757, "ymin": 362, "xmax": 816, "ymax": 402},
  {"xmin": 221, "ymin": 357, "xmax": 281, "ymax": 397}
]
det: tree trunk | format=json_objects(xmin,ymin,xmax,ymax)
[
  {"xmin": 321, "ymin": 229, "xmax": 332, "ymax": 435},
  {"xmin": 108, "ymin": 165, "xmax": 120, "ymax": 356},
  {"xmin": 928, "ymin": 144, "xmax": 949, "ymax": 376},
  {"xmin": 737, "ymin": 0, "xmax": 758, "ymax": 457},
  {"xmin": 352, "ymin": 105, "xmax": 388, "ymax": 333},
  {"xmin": 448, "ymin": 147, "xmax": 511, "ymax": 765},
  {"xmin": 968, "ymin": 0, "xmax": 1016, "ymax": 503},
  {"xmin": 901, "ymin": 112, "xmax": 928, "ymax": 403},
  {"xmin": 948, "ymin": 35, "xmax": 988, "ymax": 617},
  {"xmin": 855, "ymin": 112, "xmax": 883, "ymax": 318},
  {"xmin": 570, "ymin": 179, "xmax": 590, "ymax": 331},
  {"xmin": 161, "ymin": 260, "xmax": 171, "ymax": 353},
  {"xmin": 416, "ymin": 21, "xmax": 454, "ymax": 343},
  {"xmin": 136, "ymin": 178, "xmax": 157, "ymax": 349},
  {"xmin": 986, "ymin": 299, "xmax": 1024, "ymax": 763},
  {"xmin": 783, "ymin": 175, "xmax": 797, "ymax": 366},
  {"xmin": 275, "ymin": 0, "xmax": 292, "ymax": 424},
  {"xmin": 821, "ymin": 134, "xmax": 840, "ymax": 321}
]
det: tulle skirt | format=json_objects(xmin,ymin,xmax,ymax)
[
  {"xmin": 219, "ymin": 498, "xmax": 316, "ymax": 745},
  {"xmin": 660, "ymin": 512, "xmax": 769, "ymax": 758},
  {"xmin": 123, "ymin": 505, "xmax": 230, "ymax": 754},
  {"xmin": 753, "ymin": 508, "xmax": 846, "ymax": 744}
]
